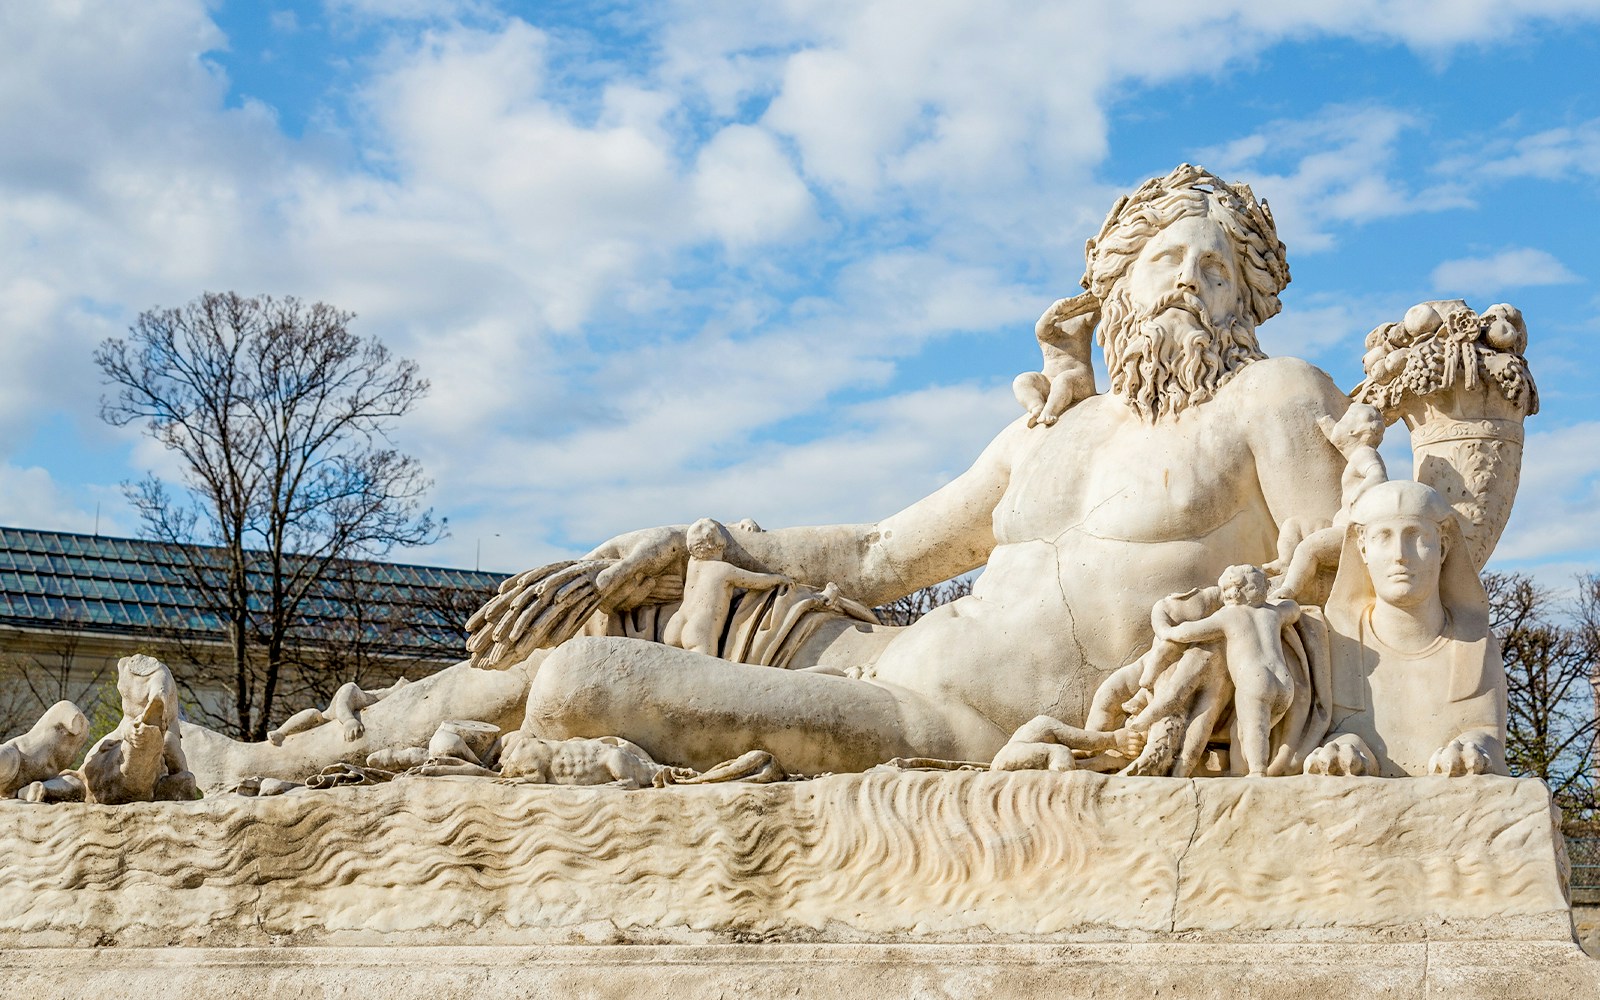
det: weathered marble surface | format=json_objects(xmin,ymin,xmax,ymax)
[{"xmin": 0, "ymin": 771, "xmax": 1571, "ymax": 947}]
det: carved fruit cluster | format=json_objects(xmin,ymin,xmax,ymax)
[{"xmin": 1355, "ymin": 302, "xmax": 1538, "ymax": 418}]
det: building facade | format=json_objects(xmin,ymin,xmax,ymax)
[{"xmin": 0, "ymin": 526, "xmax": 503, "ymax": 740}]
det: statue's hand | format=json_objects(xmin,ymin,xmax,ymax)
[
  {"xmin": 1034, "ymin": 293, "xmax": 1100, "ymax": 348},
  {"xmin": 1304, "ymin": 733, "xmax": 1374, "ymax": 776},
  {"xmin": 1112, "ymin": 727, "xmax": 1145, "ymax": 757},
  {"xmin": 1428, "ymin": 734, "xmax": 1494, "ymax": 777},
  {"xmin": 587, "ymin": 525, "xmax": 689, "ymax": 610}
]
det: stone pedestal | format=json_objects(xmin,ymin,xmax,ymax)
[{"xmin": 0, "ymin": 772, "xmax": 1589, "ymax": 997}]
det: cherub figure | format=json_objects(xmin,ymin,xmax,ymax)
[
  {"xmin": 267, "ymin": 677, "xmax": 411, "ymax": 745},
  {"xmin": 1012, "ymin": 293, "xmax": 1098, "ymax": 427},
  {"xmin": 1154, "ymin": 565, "xmax": 1302, "ymax": 776},
  {"xmin": 663, "ymin": 518, "xmax": 792, "ymax": 655},
  {"xmin": 1087, "ymin": 586, "xmax": 1234, "ymax": 777},
  {"xmin": 1269, "ymin": 403, "xmax": 1388, "ymax": 602},
  {"xmin": 990, "ymin": 714, "xmax": 1144, "ymax": 773}
]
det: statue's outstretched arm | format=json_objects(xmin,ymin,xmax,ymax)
[{"xmin": 718, "ymin": 419, "xmax": 1019, "ymax": 606}]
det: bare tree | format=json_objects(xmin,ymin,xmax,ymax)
[
  {"xmin": 96, "ymin": 292, "xmax": 441, "ymax": 740},
  {"xmin": 876, "ymin": 576, "xmax": 975, "ymax": 626},
  {"xmin": 1485, "ymin": 571, "xmax": 1600, "ymax": 816}
]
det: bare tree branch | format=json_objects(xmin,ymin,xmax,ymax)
[{"xmin": 95, "ymin": 292, "xmax": 442, "ymax": 740}]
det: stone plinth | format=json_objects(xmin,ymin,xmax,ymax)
[{"xmin": 0, "ymin": 772, "xmax": 1589, "ymax": 997}]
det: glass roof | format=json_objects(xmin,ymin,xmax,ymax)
[{"xmin": 0, "ymin": 526, "xmax": 504, "ymax": 658}]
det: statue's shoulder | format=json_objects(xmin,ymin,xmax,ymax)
[{"xmin": 1223, "ymin": 356, "xmax": 1344, "ymax": 417}]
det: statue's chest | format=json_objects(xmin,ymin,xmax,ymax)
[{"xmin": 995, "ymin": 402, "xmax": 1257, "ymax": 543}]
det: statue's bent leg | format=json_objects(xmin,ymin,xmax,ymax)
[{"xmin": 526, "ymin": 636, "xmax": 997, "ymax": 773}]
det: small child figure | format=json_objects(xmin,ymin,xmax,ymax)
[
  {"xmin": 267, "ymin": 677, "xmax": 410, "ymax": 745},
  {"xmin": 663, "ymin": 518, "xmax": 792, "ymax": 656},
  {"xmin": 1012, "ymin": 293, "xmax": 1098, "ymax": 427},
  {"xmin": 990, "ymin": 714, "xmax": 1146, "ymax": 773},
  {"xmin": 1154, "ymin": 565, "xmax": 1301, "ymax": 777},
  {"xmin": 1269, "ymin": 403, "xmax": 1388, "ymax": 602}
]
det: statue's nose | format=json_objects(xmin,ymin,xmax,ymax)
[{"xmin": 1175, "ymin": 256, "xmax": 1202, "ymax": 293}]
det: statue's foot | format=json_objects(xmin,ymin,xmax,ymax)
[
  {"xmin": 17, "ymin": 781, "xmax": 45, "ymax": 802},
  {"xmin": 266, "ymin": 729, "xmax": 285, "ymax": 746}
]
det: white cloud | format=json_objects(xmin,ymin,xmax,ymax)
[
  {"xmin": 691, "ymin": 125, "xmax": 816, "ymax": 248},
  {"xmin": 1471, "ymin": 120, "xmax": 1600, "ymax": 181},
  {"xmin": 1430, "ymin": 247, "xmax": 1581, "ymax": 295},
  {"xmin": 0, "ymin": 465, "xmax": 105, "ymax": 535},
  {"xmin": 1193, "ymin": 105, "xmax": 1472, "ymax": 253}
]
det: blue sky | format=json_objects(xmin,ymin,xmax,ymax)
[{"xmin": 1, "ymin": 1, "xmax": 1598, "ymax": 585}]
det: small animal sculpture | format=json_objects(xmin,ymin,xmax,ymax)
[
  {"xmin": 81, "ymin": 697, "xmax": 171, "ymax": 804},
  {"xmin": 0, "ymin": 701, "xmax": 89, "ymax": 798}
]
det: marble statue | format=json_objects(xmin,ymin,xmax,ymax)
[
  {"xmin": 267, "ymin": 677, "xmax": 411, "ymax": 744},
  {"xmin": 439, "ymin": 163, "xmax": 1539, "ymax": 788},
  {"xmin": 1308, "ymin": 479, "xmax": 1508, "ymax": 777},
  {"xmin": 483, "ymin": 164, "xmax": 1358, "ymax": 775},
  {"xmin": 2, "ymin": 163, "xmax": 1579, "ymax": 997},
  {"xmin": 0, "ymin": 700, "xmax": 89, "ymax": 798}
]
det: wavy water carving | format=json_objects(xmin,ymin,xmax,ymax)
[{"xmin": 0, "ymin": 771, "xmax": 1568, "ymax": 947}]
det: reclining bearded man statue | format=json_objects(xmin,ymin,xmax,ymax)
[{"xmin": 469, "ymin": 163, "xmax": 1360, "ymax": 776}]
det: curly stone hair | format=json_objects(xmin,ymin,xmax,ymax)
[{"xmin": 1218, "ymin": 564, "xmax": 1269, "ymax": 606}]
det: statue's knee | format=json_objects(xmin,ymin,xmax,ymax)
[{"xmin": 524, "ymin": 638, "xmax": 618, "ymax": 738}]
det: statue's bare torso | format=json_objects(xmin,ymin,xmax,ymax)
[{"xmin": 860, "ymin": 357, "xmax": 1347, "ymax": 737}]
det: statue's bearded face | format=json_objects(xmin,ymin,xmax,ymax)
[
  {"xmin": 1120, "ymin": 216, "xmax": 1241, "ymax": 323},
  {"xmin": 1098, "ymin": 214, "xmax": 1263, "ymax": 421}
]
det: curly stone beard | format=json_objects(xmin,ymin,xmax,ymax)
[{"xmin": 1098, "ymin": 288, "xmax": 1265, "ymax": 421}]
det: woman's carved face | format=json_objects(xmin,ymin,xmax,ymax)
[{"xmin": 1358, "ymin": 516, "xmax": 1446, "ymax": 609}]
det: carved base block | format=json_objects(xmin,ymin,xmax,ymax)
[
  {"xmin": 0, "ymin": 941, "xmax": 1594, "ymax": 1000},
  {"xmin": 0, "ymin": 772, "xmax": 1587, "ymax": 996}
]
